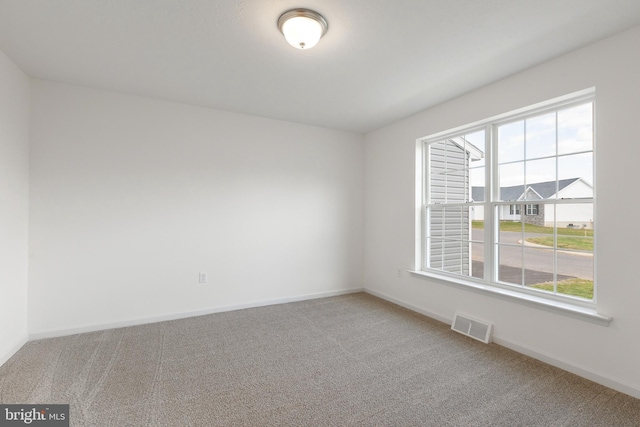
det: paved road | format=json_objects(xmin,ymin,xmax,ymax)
[{"xmin": 470, "ymin": 229, "xmax": 593, "ymax": 284}]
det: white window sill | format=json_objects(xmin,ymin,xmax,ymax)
[{"xmin": 408, "ymin": 270, "xmax": 612, "ymax": 326}]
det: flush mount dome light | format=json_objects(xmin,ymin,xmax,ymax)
[{"xmin": 277, "ymin": 8, "xmax": 328, "ymax": 49}]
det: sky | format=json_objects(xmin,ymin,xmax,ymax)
[{"xmin": 465, "ymin": 101, "xmax": 593, "ymax": 191}]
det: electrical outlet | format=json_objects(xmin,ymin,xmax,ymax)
[
  {"xmin": 396, "ymin": 268, "xmax": 403, "ymax": 278},
  {"xmin": 198, "ymin": 272, "xmax": 208, "ymax": 283}
]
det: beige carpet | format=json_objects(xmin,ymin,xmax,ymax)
[{"xmin": 1, "ymin": 293, "xmax": 639, "ymax": 426}]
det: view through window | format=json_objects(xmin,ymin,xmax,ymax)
[{"xmin": 423, "ymin": 96, "xmax": 594, "ymax": 302}]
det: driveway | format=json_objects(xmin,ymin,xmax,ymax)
[{"xmin": 470, "ymin": 229, "xmax": 593, "ymax": 284}]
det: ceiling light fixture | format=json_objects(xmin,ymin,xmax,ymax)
[{"xmin": 277, "ymin": 8, "xmax": 328, "ymax": 50}]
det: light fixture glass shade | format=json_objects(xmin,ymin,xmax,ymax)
[{"xmin": 278, "ymin": 9, "xmax": 328, "ymax": 50}]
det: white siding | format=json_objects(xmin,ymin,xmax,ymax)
[{"xmin": 428, "ymin": 139, "xmax": 470, "ymax": 274}]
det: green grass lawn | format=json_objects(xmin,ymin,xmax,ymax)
[
  {"xmin": 530, "ymin": 278, "xmax": 594, "ymax": 299},
  {"xmin": 472, "ymin": 220, "xmax": 593, "ymax": 251},
  {"xmin": 472, "ymin": 220, "xmax": 484, "ymax": 229},
  {"xmin": 526, "ymin": 236, "xmax": 593, "ymax": 251},
  {"xmin": 473, "ymin": 221, "xmax": 593, "ymax": 237}
]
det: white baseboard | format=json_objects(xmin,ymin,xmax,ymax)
[
  {"xmin": 493, "ymin": 337, "xmax": 640, "ymax": 399},
  {"xmin": 29, "ymin": 288, "xmax": 365, "ymax": 341},
  {"xmin": 365, "ymin": 288, "xmax": 640, "ymax": 399},
  {"xmin": 0, "ymin": 335, "xmax": 28, "ymax": 368},
  {"xmin": 364, "ymin": 288, "xmax": 451, "ymax": 325}
]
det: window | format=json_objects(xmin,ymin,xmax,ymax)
[
  {"xmin": 419, "ymin": 92, "xmax": 595, "ymax": 304},
  {"xmin": 525, "ymin": 204, "xmax": 539, "ymax": 216}
]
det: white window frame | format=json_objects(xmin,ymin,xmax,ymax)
[{"xmin": 412, "ymin": 89, "xmax": 610, "ymax": 325}]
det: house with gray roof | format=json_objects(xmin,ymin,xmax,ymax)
[{"xmin": 471, "ymin": 177, "xmax": 593, "ymax": 228}]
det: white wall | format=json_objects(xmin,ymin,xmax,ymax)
[
  {"xmin": 29, "ymin": 81, "xmax": 364, "ymax": 336},
  {"xmin": 0, "ymin": 51, "xmax": 30, "ymax": 365},
  {"xmin": 364, "ymin": 26, "xmax": 640, "ymax": 397}
]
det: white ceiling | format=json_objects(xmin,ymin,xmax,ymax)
[{"xmin": 1, "ymin": 0, "xmax": 640, "ymax": 133}]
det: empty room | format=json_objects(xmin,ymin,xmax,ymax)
[{"xmin": 1, "ymin": 1, "xmax": 640, "ymax": 425}]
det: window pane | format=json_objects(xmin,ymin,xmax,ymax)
[
  {"xmin": 556, "ymin": 203, "xmax": 593, "ymax": 232},
  {"xmin": 499, "ymin": 162, "xmax": 524, "ymax": 200},
  {"xmin": 444, "ymin": 168, "xmax": 468, "ymax": 202},
  {"xmin": 558, "ymin": 103, "xmax": 593, "ymax": 155},
  {"xmin": 555, "ymin": 203, "xmax": 594, "ymax": 300},
  {"xmin": 427, "ymin": 206, "xmax": 475, "ymax": 277},
  {"xmin": 465, "ymin": 129, "xmax": 486, "ymax": 168},
  {"xmin": 526, "ymin": 112, "xmax": 556, "ymax": 159},
  {"xmin": 523, "ymin": 247, "xmax": 555, "ymax": 287},
  {"xmin": 497, "ymin": 244, "xmax": 523, "ymax": 286},
  {"xmin": 525, "ymin": 158, "xmax": 556, "ymax": 193},
  {"xmin": 429, "ymin": 239, "xmax": 469, "ymax": 275},
  {"xmin": 498, "ymin": 120, "xmax": 524, "ymax": 163},
  {"xmin": 471, "ymin": 206, "xmax": 484, "ymax": 242},
  {"xmin": 429, "ymin": 138, "xmax": 475, "ymax": 203},
  {"xmin": 444, "ymin": 138, "xmax": 466, "ymax": 169},
  {"xmin": 558, "ymin": 153, "xmax": 593, "ymax": 190},
  {"xmin": 470, "ymin": 167, "xmax": 485, "ymax": 201},
  {"xmin": 428, "ymin": 208, "xmax": 468, "ymax": 262},
  {"xmin": 471, "ymin": 242, "xmax": 484, "ymax": 280},
  {"xmin": 427, "ymin": 207, "xmax": 443, "ymax": 238},
  {"xmin": 441, "ymin": 206, "xmax": 462, "ymax": 240},
  {"xmin": 498, "ymin": 207, "xmax": 523, "ymax": 244},
  {"xmin": 428, "ymin": 238, "xmax": 444, "ymax": 270},
  {"xmin": 556, "ymin": 251, "xmax": 594, "ymax": 300},
  {"xmin": 442, "ymin": 239, "xmax": 466, "ymax": 275}
]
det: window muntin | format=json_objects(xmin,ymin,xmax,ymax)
[{"xmin": 422, "ymin": 96, "xmax": 594, "ymax": 303}]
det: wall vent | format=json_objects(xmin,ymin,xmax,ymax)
[{"xmin": 451, "ymin": 313, "xmax": 493, "ymax": 343}]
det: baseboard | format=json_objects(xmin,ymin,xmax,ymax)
[
  {"xmin": 365, "ymin": 288, "xmax": 640, "ymax": 399},
  {"xmin": 0, "ymin": 335, "xmax": 28, "ymax": 368},
  {"xmin": 29, "ymin": 287, "xmax": 365, "ymax": 340},
  {"xmin": 364, "ymin": 288, "xmax": 451, "ymax": 325},
  {"xmin": 493, "ymin": 337, "xmax": 640, "ymax": 399}
]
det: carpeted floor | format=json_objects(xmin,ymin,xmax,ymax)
[{"xmin": 1, "ymin": 293, "xmax": 639, "ymax": 426}]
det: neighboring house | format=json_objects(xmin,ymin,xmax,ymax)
[
  {"xmin": 429, "ymin": 136, "xmax": 593, "ymax": 278},
  {"xmin": 428, "ymin": 137, "xmax": 483, "ymax": 275},
  {"xmin": 471, "ymin": 177, "xmax": 594, "ymax": 228}
]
